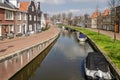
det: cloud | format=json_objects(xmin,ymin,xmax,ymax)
[
  {"xmin": 71, "ymin": 0, "xmax": 106, "ymax": 3},
  {"xmin": 36, "ymin": 0, "xmax": 65, "ymax": 5},
  {"xmin": 46, "ymin": 6, "xmax": 108, "ymax": 17},
  {"xmin": 47, "ymin": 8, "xmax": 95, "ymax": 16}
]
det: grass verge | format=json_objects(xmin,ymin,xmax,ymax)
[{"xmin": 67, "ymin": 25, "xmax": 120, "ymax": 69}]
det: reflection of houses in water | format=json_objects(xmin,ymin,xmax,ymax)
[{"xmin": 10, "ymin": 41, "xmax": 56, "ymax": 80}]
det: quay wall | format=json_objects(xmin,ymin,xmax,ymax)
[{"xmin": 0, "ymin": 27, "xmax": 60, "ymax": 80}]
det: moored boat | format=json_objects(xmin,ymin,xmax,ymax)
[
  {"xmin": 76, "ymin": 32, "xmax": 87, "ymax": 42},
  {"xmin": 85, "ymin": 52, "xmax": 113, "ymax": 80}
]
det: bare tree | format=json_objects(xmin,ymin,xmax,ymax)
[
  {"xmin": 56, "ymin": 14, "xmax": 61, "ymax": 22},
  {"xmin": 67, "ymin": 12, "xmax": 73, "ymax": 20},
  {"xmin": 108, "ymin": 0, "xmax": 120, "ymax": 42},
  {"xmin": 51, "ymin": 15, "xmax": 57, "ymax": 24},
  {"xmin": 67, "ymin": 12, "xmax": 73, "ymax": 25},
  {"xmin": 62, "ymin": 13, "xmax": 66, "ymax": 20},
  {"xmin": 96, "ymin": 3, "xmax": 101, "ymax": 39}
]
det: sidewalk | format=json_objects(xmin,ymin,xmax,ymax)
[
  {"xmin": 87, "ymin": 28, "xmax": 120, "ymax": 40},
  {"xmin": 0, "ymin": 26, "xmax": 59, "ymax": 58}
]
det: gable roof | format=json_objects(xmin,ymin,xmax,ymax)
[
  {"xmin": 19, "ymin": 2, "xmax": 29, "ymax": 12},
  {"xmin": 103, "ymin": 9, "xmax": 110, "ymax": 16},
  {"xmin": 91, "ymin": 11, "xmax": 100, "ymax": 18}
]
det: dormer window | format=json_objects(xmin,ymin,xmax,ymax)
[{"xmin": 32, "ymin": 6, "xmax": 34, "ymax": 11}]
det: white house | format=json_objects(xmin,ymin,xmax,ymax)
[
  {"xmin": 41, "ymin": 13, "xmax": 46, "ymax": 30},
  {"xmin": 91, "ymin": 11, "xmax": 100, "ymax": 28}
]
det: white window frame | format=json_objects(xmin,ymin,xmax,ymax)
[
  {"xmin": 9, "ymin": 25, "xmax": 14, "ymax": 33},
  {"xmin": 34, "ymin": 16, "xmax": 36, "ymax": 21},
  {"xmin": 17, "ymin": 12, "xmax": 21, "ymax": 20},
  {"xmin": 18, "ymin": 24, "xmax": 21, "ymax": 33},
  {"xmin": 5, "ymin": 10, "xmax": 14, "ymax": 20},
  {"xmin": 32, "ymin": 6, "xmax": 34, "ymax": 12},
  {"xmin": 25, "ymin": 14, "xmax": 27, "ymax": 20},
  {"xmin": 29, "ymin": 15, "xmax": 32, "ymax": 21},
  {"xmin": 29, "ymin": 25, "xmax": 32, "ymax": 31}
]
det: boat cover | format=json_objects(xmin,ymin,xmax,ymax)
[
  {"xmin": 86, "ymin": 52, "xmax": 109, "ymax": 72},
  {"xmin": 79, "ymin": 34, "xmax": 86, "ymax": 38}
]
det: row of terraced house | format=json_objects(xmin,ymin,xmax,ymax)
[
  {"xmin": 0, "ymin": 0, "xmax": 48, "ymax": 40},
  {"xmin": 70, "ymin": 7, "xmax": 120, "ymax": 33}
]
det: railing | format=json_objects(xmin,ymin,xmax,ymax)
[{"xmin": 0, "ymin": 32, "xmax": 59, "ymax": 80}]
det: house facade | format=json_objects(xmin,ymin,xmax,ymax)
[
  {"xmin": 101, "ymin": 9, "xmax": 112, "ymax": 31},
  {"xmin": 111, "ymin": 6, "xmax": 120, "ymax": 33},
  {"xmin": 0, "ymin": 0, "xmax": 16, "ymax": 39},
  {"xmin": 91, "ymin": 11, "xmax": 100, "ymax": 28},
  {"xmin": 41, "ymin": 12, "xmax": 46, "ymax": 30},
  {"xmin": 15, "ymin": 11, "xmax": 27, "ymax": 36},
  {"xmin": 27, "ymin": 0, "xmax": 37, "ymax": 34},
  {"xmin": 36, "ymin": 2, "xmax": 41, "ymax": 32},
  {"xmin": 9, "ymin": 0, "xmax": 28, "ymax": 36}
]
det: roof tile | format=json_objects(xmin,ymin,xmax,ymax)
[{"xmin": 19, "ymin": 2, "xmax": 29, "ymax": 12}]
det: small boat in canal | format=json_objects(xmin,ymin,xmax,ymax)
[
  {"xmin": 85, "ymin": 52, "xmax": 113, "ymax": 80},
  {"xmin": 76, "ymin": 32, "xmax": 87, "ymax": 42}
]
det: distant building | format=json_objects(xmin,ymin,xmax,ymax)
[
  {"xmin": 41, "ymin": 12, "xmax": 46, "ymax": 30},
  {"xmin": 84, "ymin": 14, "xmax": 91, "ymax": 28},
  {"xmin": 111, "ymin": 6, "xmax": 120, "ymax": 33},
  {"xmin": 101, "ymin": 9, "xmax": 111, "ymax": 31},
  {"xmin": 91, "ymin": 11, "xmax": 100, "ymax": 28}
]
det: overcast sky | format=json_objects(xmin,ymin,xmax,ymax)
[{"xmin": 21, "ymin": 0, "xmax": 108, "ymax": 16}]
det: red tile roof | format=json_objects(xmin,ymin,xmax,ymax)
[
  {"xmin": 103, "ymin": 9, "xmax": 110, "ymax": 16},
  {"xmin": 19, "ymin": 2, "xmax": 29, "ymax": 12},
  {"xmin": 91, "ymin": 11, "xmax": 100, "ymax": 18}
]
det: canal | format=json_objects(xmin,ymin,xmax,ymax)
[{"xmin": 10, "ymin": 30, "xmax": 94, "ymax": 80}]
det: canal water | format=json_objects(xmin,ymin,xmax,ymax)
[{"xmin": 10, "ymin": 30, "xmax": 94, "ymax": 80}]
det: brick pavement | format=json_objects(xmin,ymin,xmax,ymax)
[
  {"xmin": 0, "ymin": 26, "xmax": 59, "ymax": 58},
  {"xmin": 87, "ymin": 28, "xmax": 120, "ymax": 40}
]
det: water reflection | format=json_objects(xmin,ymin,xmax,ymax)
[
  {"xmin": 9, "ymin": 40, "xmax": 57, "ymax": 80},
  {"xmin": 9, "ymin": 30, "xmax": 94, "ymax": 80},
  {"xmin": 29, "ymin": 30, "xmax": 94, "ymax": 80}
]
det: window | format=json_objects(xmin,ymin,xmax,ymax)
[
  {"xmin": 29, "ymin": 15, "xmax": 32, "ymax": 21},
  {"xmin": 29, "ymin": 25, "xmax": 32, "ymax": 31},
  {"xmin": 23, "ymin": 14, "xmax": 27, "ymax": 20},
  {"xmin": 9, "ymin": 25, "xmax": 14, "ymax": 32},
  {"xmin": 5, "ymin": 10, "xmax": 14, "ymax": 20},
  {"xmin": 25, "ymin": 14, "xmax": 27, "ymax": 20},
  {"xmin": 18, "ymin": 25, "xmax": 21, "ymax": 33},
  {"xmin": 34, "ymin": 16, "xmax": 36, "ymax": 21},
  {"xmin": 17, "ymin": 12, "xmax": 21, "ymax": 20},
  {"xmin": 32, "ymin": 6, "xmax": 34, "ymax": 12}
]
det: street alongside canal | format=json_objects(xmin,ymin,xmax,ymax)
[
  {"xmin": 11, "ymin": 29, "xmax": 94, "ymax": 80},
  {"xmin": 0, "ymin": 26, "xmax": 59, "ymax": 80}
]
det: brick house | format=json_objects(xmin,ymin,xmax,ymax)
[
  {"xmin": 111, "ymin": 6, "xmax": 120, "ymax": 33},
  {"xmin": 36, "ymin": 2, "xmax": 41, "ymax": 32},
  {"xmin": 101, "ymin": 9, "xmax": 112, "ymax": 31},
  {"xmin": 9, "ymin": 0, "xmax": 28, "ymax": 36},
  {"xmin": 0, "ymin": 0, "xmax": 16, "ymax": 39},
  {"xmin": 27, "ymin": 0, "xmax": 37, "ymax": 34}
]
